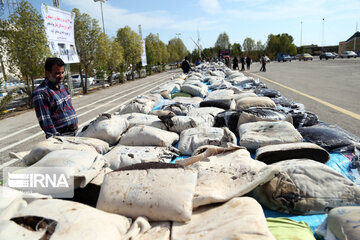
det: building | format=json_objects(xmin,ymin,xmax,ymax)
[
  {"xmin": 339, "ymin": 31, "xmax": 360, "ymax": 55},
  {"xmin": 301, "ymin": 44, "xmax": 338, "ymax": 56}
]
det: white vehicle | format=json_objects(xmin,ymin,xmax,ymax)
[
  {"xmin": 33, "ymin": 78, "xmax": 44, "ymax": 88},
  {"xmin": 340, "ymin": 51, "xmax": 357, "ymax": 58},
  {"xmin": 71, "ymin": 74, "xmax": 95, "ymax": 88}
]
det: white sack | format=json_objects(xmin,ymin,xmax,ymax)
[
  {"xmin": 181, "ymin": 82, "xmax": 208, "ymax": 98},
  {"xmin": 21, "ymin": 136, "xmax": 109, "ymax": 166},
  {"xmin": 119, "ymin": 97, "xmax": 156, "ymax": 114},
  {"xmin": 77, "ymin": 114, "xmax": 129, "ymax": 146},
  {"xmin": 239, "ymin": 121, "xmax": 303, "ymax": 150},
  {"xmin": 0, "ymin": 199, "xmax": 132, "ymax": 240},
  {"xmin": 118, "ymin": 113, "xmax": 167, "ymax": 130},
  {"xmin": 104, "ymin": 145, "xmax": 179, "ymax": 170},
  {"xmin": 178, "ymin": 127, "xmax": 237, "ymax": 155},
  {"xmin": 205, "ymin": 89, "xmax": 234, "ymax": 100},
  {"xmin": 172, "ymin": 197, "xmax": 276, "ymax": 240},
  {"xmin": 165, "ymin": 116, "xmax": 211, "ymax": 134},
  {"xmin": 119, "ymin": 125, "xmax": 179, "ymax": 147},
  {"xmin": 97, "ymin": 163, "xmax": 197, "ymax": 222}
]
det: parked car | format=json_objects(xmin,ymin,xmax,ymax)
[
  {"xmin": 332, "ymin": 52, "xmax": 339, "ymax": 58},
  {"xmin": 319, "ymin": 52, "xmax": 335, "ymax": 60},
  {"xmin": 340, "ymin": 51, "xmax": 357, "ymax": 58},
  {"xmin": 33, "ymin": 78, "xmax": 44, "ymax": 88},
  {"xmin": 277, "ymin": 53, "xmax": 292, "ymax": 62},
  {"xmin": 293, "ymin": 54, "xmax": 301, "ymax": 60},
  {"xmin": 299, "ymin": 53, "xmax": 313, "ymax": 61},
  {"xmin": 71, "ymin": 74, "xmax": 95, "ymax": 88}
]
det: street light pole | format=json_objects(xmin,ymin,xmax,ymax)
[
  {"xmin": 300, "ymin": 21, "xmax": 303, "ymax": 47},
  {"xmin": 322, "ymin": 18, "xmax": 325, "ymax": 48},
  {"xmin": 176, "ymin": 33, "xmax": 181, "ymax": 39},
  {"xmin": 94, "ymin": 0, "xmax": 106, "ymax": 34}
]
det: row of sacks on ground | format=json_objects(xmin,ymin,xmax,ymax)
[{"xmin": 2, "ymin": 144, "xmax": 360, "ymax": 239}]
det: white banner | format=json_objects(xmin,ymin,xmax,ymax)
[
  {"xmin": 41, "ymin": 4, "xmax": 79, "ymax": 64},
  {"xmin": 141, "ymin": 41, "xmax": 147, "ymax": 66}
]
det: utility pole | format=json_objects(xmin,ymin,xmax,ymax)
[
  {"xmin": 300, "ymin": 21, "xmax": 303, "ymax": 47},
  {"xmin": 138, "ymin": 24, "xmax": 142, "ymax": 40},
  {"xmin": 322, "ymin": 18, "xmax": 325, "ymax": 48},
  {"xmin": 176, "ymin": 33, "xmax": 181, "ymax": 39},
  {"xmin": 94, "ymin": 0, "xmax": 106, "ymax": 34}
]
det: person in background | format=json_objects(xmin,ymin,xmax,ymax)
[
  {"xmin": 240, "ymin": 56, "xmax": 245, "ymax": 71},
  {"xmin": 32, "ymin": 57, "xmax": 78, "ymax": 138},
  {"xmin": 246, "ymin": 56, "xmax": 252, "ymax": 70},
  {"xmin": 225, "ymin": 57, "xmax": 231, "ymax": 68},
  {"xmin": 232, "ymin": 57, "xmax": 239, "ymax": 70},
  {"xmin": 181, "ymin": 56, "xmax": 192, "ymax": 74},
  {"xmin": 260, "ymin": 55, "xmax": 267, "ymax": 72},
  {"xmin": 195, "ymin": 57, "xmax": 202, "ymax": 66}
]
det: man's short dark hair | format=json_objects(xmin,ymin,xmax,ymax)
[{"xmin": 45, "ymin": 57, "xmax": 65, "ymax": 72}]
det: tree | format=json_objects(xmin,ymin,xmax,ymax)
[
  {"xmin": 2, "ymin": 1, "xmax": 50, "ymax": 107},
  {"xmin": 94, "ymin": 32, "xmax": 111, "ymax": 81},
  {"xmin": 73, "ymin": 8, "xmax": 102, "ymax": 93},
  {"xmin": 265, "ymin": 33, "xmax": 297, "ymax": 59},
  {"xmin": 108, "ymin": 39, "xmax": 124, "ymax": 84},
  {"xmin": 167, "ymin": 37, "xmax": 188, "ymax": 62},
  {"xmin": 116, "ymin": 26, "xmax": 142, "ymax": 80},
  {"xmin": 256, "ymin": 40, "xmax": 265, "ymax": 52},
  {"xmin": 243, "ymin": 37, "xmax": 255, "ymax": 54},
  {"xmin": 215, "ymin": 32, "xmax": 230, "ymax": 49},
  {"xmin": 231, "ymin": 43, "xmax": 242, "ymax": 58},
  {"xmin": 145, "ymin": 33, "xmax": 169, "ymax": 74}
]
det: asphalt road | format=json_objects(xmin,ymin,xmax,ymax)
[
  {"xmin": 245, "ymin": 57, "xmax": 360, "ymax": 137},
  {"xmin": 0, "ymin": 69, "xmax": 181, "ymax": 171}
]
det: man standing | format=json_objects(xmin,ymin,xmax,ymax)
[
  {"xmin": 181, "ymin": 56, "xmax": 192, "ymax": 74},
  {"xmin": 232, "ymin": 57, "xmax": 239, "ymax": 70},
  {"xmin": 260, "ymin": 55, "xmax": 267, "ymax": 72},
  {"xmin": 246, "ymin": 56, "xmax": 252, "ymax": 70},
  {"xmin": 32, "ymin": 57, "xmax": 78, "ymax": 138},
  {"xmin": 240, "ymin": 56, "xmax": 245, "ymax": 71}
]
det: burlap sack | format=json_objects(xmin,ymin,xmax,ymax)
[
  {"xmin": 178, "ymin": 127, "xmax": 237, "ymax": 155},
  {"xmin": 239, "ymin": 121, "xmax": 303, "ymax": 150},
  {"xmin": 162, "ymin": 115, "xmax": 210, "ymax": 134},
  {"xmin": 172, "ymin": 197, "xmax": 276, "ymax": 240},
  {"xmin": 118, "ymin": 113, "xmax": 167, "ymax": 130},
  {"xmin": 233, "ymin": 92, "xmax": 258, "ymax": 101},
  {"xmin": 176, "ymin": 145, "xmax": 279, "ymax": 208},
  {"xmin": 21, "ymin": 136, "xmax": 109, "ymax": 166},
  {"xmin": 187, "ymin": 107, "xmax": 224, "ymax": 126},
  {"xmin": 236, "ymin": 96, "xmax": 276, "ymax": 109},
  {"xmin": 0, "ymin": 199, "xmax": 131, "ymax": 240},
  {"xmin": 119, "ymin": 97, "xmax": 156, "ymax": 114},
  {"xmin": 77, "ymin": 113, "xmax": 129, "ymax": 146},
  {"xmin": 251, "ymin": 159, "xmax": 360, "ymax": 215},
  {"xmin": 119, "ymin": 125, "xmax": 179, "ymax": 147},
  {"xmin": 255, "ymin": 142, "xmax": 330, "ymax": 164},
  {"xmin": 104, "ymin": 145, "xmax": 179, "ymax": 169},
  {"xmin": 96, "ymin": 163, "xmax": 197, "ymax": 222}
]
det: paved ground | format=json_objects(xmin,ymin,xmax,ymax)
[{"xmin": 244, "ymin": 57, "xmax": 360, "ymax": 137}]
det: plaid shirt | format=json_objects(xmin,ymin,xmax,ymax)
[{"xmin": 32, "ymin": 79, "xmax": 78, "ymax": 138}]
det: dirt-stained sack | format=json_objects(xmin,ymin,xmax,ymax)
[
  {"xmin": 178, "ymin": 127, "xmax": 237, "ymax": 155},
  {"xmin": 118, "ymin": 113, "xmax": 167, "ymax": 130},
  {"xmin": 119, "ymin": 125, "xmax": 179, "ymax": 147},
  {"xmin": 77, "ymin": 114, "xmax": 129, "ymax": 146},
  {"xmin": 239, "ymin": 121, "xmax": 303, "ymax": 150},
  {"xmin": 161, "ymin": 115, "xmax": 210, "ymax": 134},
  {"xmin": 20, "ymin": 136, "xmax": 109, "ymax": 166},
  {"xmin": 236, "ymin": 96, "xmax": 276, "ymax": 109},
  {"xmin": 0, "ymin": 198, "xmax": 132, "ymax": 240},
  {"xmin": 104, "ymin": 145, "xmax": 179, "ymax": 169},
  {"xmin": 251, "ymin": 159, "xmax": 360, "ymax": 215},
  {"xmin": 96, "ymin": 162, "xmax": 197, "ymax": 222},
  {"xmin": 119, "ymin": 97, "xmax": 156, "ymax": 114},
  {"xmin": 172, "ymin": 197, "xmax": 276, "ymax": 240}
]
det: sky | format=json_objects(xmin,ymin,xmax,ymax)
[{"xmin": 2, "ymin": 0, "xmax": 360, "ymax": 52}]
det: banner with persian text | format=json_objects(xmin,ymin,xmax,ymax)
[{"xmin": 41, "ymin": 4, "xmax": 79, "ymax": 64}]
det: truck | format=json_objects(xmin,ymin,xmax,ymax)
[
  {"xmin": 219, "ymin": 49, "xmax": 231, "ymax": 60},
  {"xmin": 277, "ymin": 53, "xmax": 292, "ymax": 62}
]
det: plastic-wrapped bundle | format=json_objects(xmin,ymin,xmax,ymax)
[
  {"xmin": 237, "ymin": 108, "xmax": 292, "ymax": 126},
  {"xmin": 291, "ymin": 111, "xmax": 319, "ymax": 128},
  {"xmin": 214, "ymin": 110, "xmax": 243, "ymax": 136},
  {"xmin": 200, "ymin": 99, "xmax": 236, "ymax": 110},
  {"xmin": 255, "ymin": 88, "xmax": 282, "ymax": 98},
  {"xmin": 298, "ymin": 124, "xmax": 360, "ymax": 152}
]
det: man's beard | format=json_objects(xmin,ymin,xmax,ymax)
[{"xmin": 49, "ymin": 74, "xmax": 62, "ymax": 85}]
